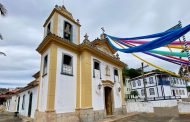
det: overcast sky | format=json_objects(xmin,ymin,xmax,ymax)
[{"xmin": 0, "ymin": 0, "xmax": 190, "ymax": 88}]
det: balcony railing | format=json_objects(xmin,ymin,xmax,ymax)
[
  {"xmin": 62, "ymin": 65, "xmax": 73, "ymax": 76},
  {"xmin": 126, "ymin": 96, "xmax": 181, "ymax": 102},
  {"xmin": 158, "ymin": 80, "xmax": 171, "ymax": 85}
]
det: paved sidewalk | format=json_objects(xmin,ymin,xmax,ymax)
[
  {"xmin": 97, "ymin": 113, "xmax": 190, "ymax": 122},
  {"xmin": 117, "ymin": 113, "xmax": 190, "ymax": 122},
  {"xmin": 97, "ymin": 113, "xmax": 139, "ymax": 122},
  {"xmin": 0, "ymin": 112, "xmax": 22, "ymax": 122}
]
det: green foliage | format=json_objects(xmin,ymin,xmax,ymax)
[
  {"xmin": 122, "ymin": 66, "xmax": 142, "ymax": 85},
  {"xmin": 126, "ymin": 68, "xmax": 142, "ymax": 79},
  {"xmin": 130, "ymin": 90, "xmax": 139, "ymax": 97},
  {"xmin": 0, "ymin": 3, "xmax": 6, "ymax": 56},
  {"xmin": 0, "ymin": 3, "xmax": 7, "ymax": 16},
  {"xmin": 122, "ymin": 66, "xmax": 128, "ymax": 85},
  {"xmin": 0, "ymin": 34, "xmax": 2, "ymax": 40},
  {"xmin": 187, "ymin": 86, "xmax": 190, "ymax": 92}
]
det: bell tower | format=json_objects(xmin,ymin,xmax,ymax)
[
  {"xmin": 43, "ymin": 5, "xmax": 81, "ymax": 44},
  {"xmin": 35, "ymin": 4, "xmax": 81, "ymax": 122}
]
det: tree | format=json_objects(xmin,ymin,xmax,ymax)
[
  {"xmin": 187, "ymin": 86, "xmax": 190, "ymax": 92},
  {"xmin": 0, "ymin": 34, "xmax": 2, "ymax": 40},
  {"xmin": 0, "ymin": 3, "xmax": 7, "ymax": 16},
  {"xmin": 126, "ymin": 68, "xmax": 142, "ymax": 79},
  {"xmin": 0, "ymin": 3, "xmax": 7, "ymax": 56},
  {"xmin": 0, "ymin": 2, "xmax": 7, "ymax": 39},
  {"xmin": 130, "ymin": 90, "xmax": 139, "ymax": 98},
  {"xmin": 178, "ymin": 65, "xmax": 190, "ymax": 77},
  {"xmin": 122, "ymin": 66, "xmax": 142, "ymax": 86},
  {"xmin": 122, "ymin": 66, "xmax": 128, "ymax": 85}
]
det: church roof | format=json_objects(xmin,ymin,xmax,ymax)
[
  {"xmin": 43, "ymin": 5, "xmax": 81, "ymax": 27},
  {"xmin": 90, "ymin": 38, "xmax": 117, "ymax": 54}
]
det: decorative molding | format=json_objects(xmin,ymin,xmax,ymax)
[
  {"xmin": 102, "ymin": 80, "xmax": 114, "ymax": 88},
  {"xmin": 37, "ymin": 34, "xmax": 125, "ymax": 67}
]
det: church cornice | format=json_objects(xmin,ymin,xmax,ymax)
[
  {"xmin": 36, "ymin": 33, "xmax": 79, "ymax": 54},
  {"xmin": 37, "ymin": 34, "xmax": 125, "ymax": 67}
]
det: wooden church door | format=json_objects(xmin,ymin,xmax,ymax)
[{"xmin": 104, "ymin": 87, "xmax": 113, "ymax": 115}]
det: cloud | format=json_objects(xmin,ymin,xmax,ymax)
[{"xmin": 0, "ymin": 0, "xmax": 190, "ymax": 88}]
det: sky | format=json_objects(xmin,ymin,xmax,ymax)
[{"xmin": 0, "ymin": 0, "xmax": 190, "ymax": 88}]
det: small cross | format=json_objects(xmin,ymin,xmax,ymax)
[
  {"xmin": 101, "ymin": 27, "xmax": 105, "ymax": 34},
  {"xmin": 84, "ymin": 33, "xmax": 89, "ymax": 40}
]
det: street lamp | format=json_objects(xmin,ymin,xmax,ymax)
[{"xmin": 141, "ymin": 62, "xmax": 148, "ymax": 102}]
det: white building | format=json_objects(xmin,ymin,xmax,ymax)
[
  {"xmin": 125, "ymin": 78, "xmax": 131, "ymax": 99},
  {"xmin": 5, "ymin": 71, "xmax": 39, "ymax": 118},
  {"xmin": 5, "ymin": 4, "xmax": 126, "ymax": 122},
  {"xmin": 6, "ymin": 92, "xmax": 18, "ymax": 113},
  {"xmin": 34, "ymin": 5, "xmax": 126, "ymax": 122},
  {"xmin": 16, "ymin": 81, "xmax": 38, "ymax": 118},
  {"xmin": 129, "ymin": 72, "xmax": 188, "ymax": 100}
]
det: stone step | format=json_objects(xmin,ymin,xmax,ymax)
[{"xmin": 96, "ymin": 113, "xmax": 138, "ymax": 122}]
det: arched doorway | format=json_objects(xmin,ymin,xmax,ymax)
[
  {"xmin": 104, "ymin": 87, "xmax": 113, "ymax": 115},
  {"xmin": 28, "ymin": 93, "xmax": 33, "ymax": 117},
  {"xmin": 172, "ymin": 90, "xmax": 176, "ymax": 96},
  {"xmin": 17, "ymin": 96, "xmax": 20, "ymax": 112}
]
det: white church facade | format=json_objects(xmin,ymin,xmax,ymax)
[{"xmin": 34, "ymin": 5, "xmax": 126, "ymax": 122}]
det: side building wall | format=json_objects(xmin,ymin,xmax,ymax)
[
  {"xmin": 17, "ymin": 86, "xmax": 38, "ymax": 118},
  {"xmin": 6, "ymin": 95, "xmax": 17, "ymax": 112},
  {"xmin": 38, "ymin": 49, "xmax": 50, "ymax": 112}
]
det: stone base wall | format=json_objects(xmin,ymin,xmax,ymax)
[
  {"xmin": 34, "ymin": 106, "xmax": 127, "ymax": 122},
  {"xmin": 34, "ymin": 110, "xmax": 56, "ymax": 122},
  {"xmin": 77, "ymin": 108, "xmax": 94, "ymax": 122},
  {"xmin": 34, "ymin": 110, "xmax": 79, "ymax": 122},
  {"xmin": 178, "ymin": 102, "xmax": 190, "ymax": 114},
  {"xmin": 154, "ymin": 106, "xmax": 179, "ymax": 117},
  {"xmin": 93, "ymin": 110, "xmax": 106, "ymax": 121},
  {"xmin": 113, "ymin": 107, "xmax": 123, "ymax": 115}
]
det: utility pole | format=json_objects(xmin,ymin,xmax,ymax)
[{"xmin": 141, "ymin": 62, "xmax": 148, "ymax": 102}]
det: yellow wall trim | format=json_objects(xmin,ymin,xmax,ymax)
[
  {"xmin": 76, "ymin": 55, "xmax": 81, "ymax": 109},
  {"xmin": 80, "ymin": 51, "xmax": 92, "ymax": 108},
  {"xmin": 119, "ymin": 68, "xmax": 125, "ymax": 105},
  {"xmin": 53, "ymin": 12, "xmax": 59, "ymax": 35},
  {"xmin": 46, "ymin": 44, "xmax": 57, "ymax": 111}
]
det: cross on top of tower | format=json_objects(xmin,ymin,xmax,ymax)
[
  {"xmin": 84, "ymin": 33, "xmax": 89, "ymax": 40},
  {"xmin": 101, "ymin": 27, "xmax": 105, "ymax": 34}
]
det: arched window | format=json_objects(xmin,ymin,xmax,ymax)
[
  {"xmin": 64, "ymin": 21, "xmax": 73, "ymax": 42},
  {"xmin": 43, "ymin": 55, "xmax": 48, "ymax": 75},
  {"xmin": 47, "ymin": 22, "xmax": 51, "ymax": 34},
  {"xmin": 61, "ymin": 54, "xmax": 73, "ymax": 75}
]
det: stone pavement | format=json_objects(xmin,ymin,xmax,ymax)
[
  {"xmin": 1, "ymin": 111, "xmax": 190, "ymax": 122},
  {"xmin": 97, "ymin": 113, "xmax": 138, "ymax": 122},
  {"xmin": 97, "ymin": 113, "xmax": 190, "ymax": 122},
  {"xmin": 117, "ymin": 113, "xmax": 190, "ymax": 122},
  {"xmin": 0, "ymin": 112, "xmax": 22, "ymax": 122}
]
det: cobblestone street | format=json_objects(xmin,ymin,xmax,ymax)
[
  {"xmin": 1, "ymin": 112, "xmax": 190, "ymax": 122},
  {"xmin": 0, "ymin": 112, "xmax": 22, "ymax": 122},
  {"xmin": 117, "ymin": 113, "xmax": 190, "ymax": 122}
]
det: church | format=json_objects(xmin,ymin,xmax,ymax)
[{"xmin": 34, "ymin": 5, "xmax": 126, "ymax": 122}]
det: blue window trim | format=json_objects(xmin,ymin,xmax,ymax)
[{"xmin": 61, "ymin": 53, "xmax": 73, "ymax": 76}]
